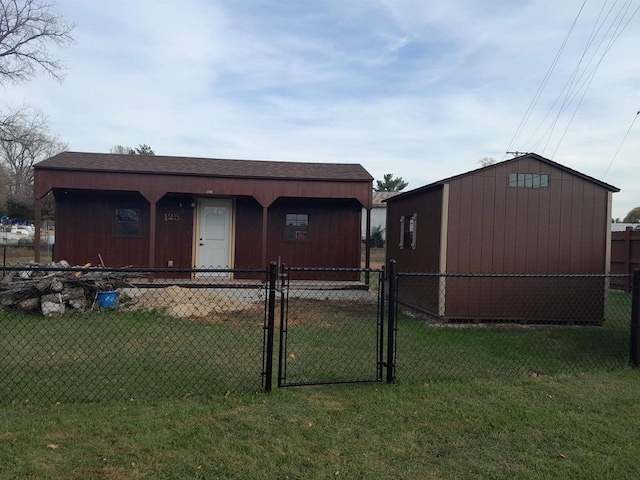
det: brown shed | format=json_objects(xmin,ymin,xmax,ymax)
[
  {"xmin": 385, "ymin": 153, "xmax": 619, "ymax": 323},
  {"xmin": 33, "ymin": 152, "xmax": 373, "ymax": 274}
]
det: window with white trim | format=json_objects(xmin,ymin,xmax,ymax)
[{"xmin": 399, "ymin": 213, "xmax": 417, "ymax": 249}]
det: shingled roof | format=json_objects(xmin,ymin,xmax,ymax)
[
  {"xmin": 386, "ymin": 152, "xmax": 619, "ymax": 202},
  {"xmin": 35, "ymin": 151, "xmax": 373, "ymax": 182}
]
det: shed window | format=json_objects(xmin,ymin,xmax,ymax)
[
  {"xmin": 399, "ymin": 214, "xmax": 417, "ymax": 249},
  {"xmin": 285, "ymin": 213, "xmax": 309, "ymax": 241},
  {"xmin": 114, "ymin": 208, "xmax": 142, "ymax": 237},
  {"xmin": 509, "ymin": 173, "xmax": 549, "ymax": 188}
]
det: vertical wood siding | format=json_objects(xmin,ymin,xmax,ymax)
[
  {"xmin": 154, "ymin": 194, "xmax": 195, "ymax": 275},
  {"xmin": 444, "ymin": 157, "xmax": 609, "ymax": 321},
  {"xmin": 234, "ymin": 197, "xmax": 264, "ymax": 268},
  {"xmin": 386, "ymin": 156, "xmax": 612, "ymax": 322},
  {"xmin": 610, "ymin": 229, "xmax": 640, "ymax": 291},
  {"xmin": 53, "ymin": 191, "xmax": 149, "ymax": 267},
  {"xmin": 446, "ymin": 157, "xmax": 609, "ymax": 274},
  {"xmin": 267, "ymin": 198, "xmax": 361, "ymax": 268},
  {"xmin": 386, "ymin": 187, "xmax": 443, "ymax": 315}
]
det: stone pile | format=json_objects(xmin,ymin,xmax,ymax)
[{"xmin": 0, "ymin": 261, "xmax": 132, "ymax": 316}]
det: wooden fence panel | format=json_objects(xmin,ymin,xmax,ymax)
[{"xmin": 611, "ymin": 229, "xmax": 640, "ymax": 291}]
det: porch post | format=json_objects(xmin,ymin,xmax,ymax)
[
  {"xmin": 365, "ymin": 207, "xmax": 371, "ymax": 284},
  {"xmin": 34, "ymin": 198, "xmax": 42, "ymax": 263},
  {"xmin": 261, "ymin": 206, "xmax": 268, "ymax": 267},
  {"xmin": 149, "ymin": 201, "xmax": 157, "ymax": 268}
]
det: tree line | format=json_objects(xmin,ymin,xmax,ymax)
[
  {"xmin": 0, "ymin": 0, "xmax": 74, "ymax": 219},
  {"xmin": 0, "ymin": 1, "xmax": 156, "ymax": 220}
]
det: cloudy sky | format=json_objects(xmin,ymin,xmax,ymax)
[{"xmin": 5, "ymin": 0, "xmax": 640, "ymax": 218}]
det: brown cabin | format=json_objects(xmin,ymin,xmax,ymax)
[
  {"xmin": 385, "ymin": 153, "xmax": 619, "ymax": 323},
  {"xmin": 33, "ymin": 152, "xmax": 373, "ymax": 276}
]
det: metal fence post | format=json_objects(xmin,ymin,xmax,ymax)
[
  {"xmin": 264, "ymin": 261, "xmax": 277, "ymax": 392},
  {"xmin": 386, "ymin": 259, "xmax": 397, "ymax": 383},
  {"xmin": 629, "ymin": 269, "xmax": 640, "ymax": 368},
  {"xmin": 378, "ymin": 266, "xmax": 385, "ymax": 382},
  {"xmin": 277, "ymin": 263, "xmax": 287, "ymax": 388}
]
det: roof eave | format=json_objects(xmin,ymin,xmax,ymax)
[
  {"xmin": 386, "ymin": 153, "xmax": 620, "ymax": 202},
  {"xmin": 34, "ymin": 165, "xmax": 373, "ymax": 183}
]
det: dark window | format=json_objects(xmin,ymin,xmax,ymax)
[
  {"xmin": 400, "ymin": 214, "xmax": 416, "ymax": 249},
  {"xmin": 509, "ymin": 173, "xmax": 549, "ymax": 189},
  {"xmin": 114, "ymin": 208, "xmax": 142, "ymax": 237},
  {"xmin": 285, "ymin": 213, "xmax": 308, "ymax": 241}
]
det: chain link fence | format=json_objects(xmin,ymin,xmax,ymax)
[
  {"xmin": 0, "ymin": 265, "xmax": 269, "ymax": 404},
  {"xmin": 1, "ymin": 263, "xmax": 637, "ymax": 403},
  {"xmin": 391, "ymin": 271, "xmax": 634, "ymax": 383},
  {"xmin": 278, "ymin": 266, "xmax": 384, "ymax": 387},
  {"xmin": 1, "ymin": 244, "xmax": 54, "ymax": 267}
]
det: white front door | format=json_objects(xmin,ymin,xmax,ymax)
[{"xmin": 197, "ymin": 199, "xmax": 232, "ymax": 275}]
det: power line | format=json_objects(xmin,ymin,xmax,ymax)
[
  {"xmin": 602, "ymin": 110, "xmax": 639, "ymax": 180},
  {"xmin": 539, "ymin": 0, "xmax": 619, "ymax": 155},
  {"xmin": 503, "ymin": 0, "xmax": 586, "ymax": 159},
  {"xmin": 520, "ymin": 0, "xmax": 611, "ymax": 152},
  {"xmin": 551, "ymin": 0, "xmax": 640, "ymax": 158}
]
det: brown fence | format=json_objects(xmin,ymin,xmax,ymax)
[{"xmin": 611, "ymin": 229, "xmax": 640, "ymax": 291}]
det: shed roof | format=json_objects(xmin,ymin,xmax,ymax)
[
  {"xmin": 372, "ymin": 191, "xmax": 400, "ymax": 206},
  {"xmin": 35, "ymin": 151, "xmax": 373, "ymax": 182},
  {"xmin": 386, "ymin": 153, "xmax": 619, "ymax": 203}
]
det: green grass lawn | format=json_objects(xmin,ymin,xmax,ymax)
[
  {"xmin": 0, "ymin": 310, "xmax": 266, "ymax": 404},
  {"xmin": 0, "ymin": 289, "xmax": 638, "ymax": 478},
  {"xmin": 280, "ymin": 299, "xmax": 383, "ymax": 386},
  {"xmin": 0, "ymin": 290, "xmax": 633, "ymax": 403},
  {"xmin": 394, "ymin": 289, "xmax": 632, "ymax": 382},
  {"xmin": 1, "ymin": 371, "xmax": 640, "ymax": 479}
]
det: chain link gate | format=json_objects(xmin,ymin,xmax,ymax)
[{"xmin": 276, "ymin": 264, "xmax": 386, "ymax": 387}]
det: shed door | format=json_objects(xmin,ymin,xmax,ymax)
[{"xmin": 197, "ymin": 199, "xmax": 232, "ymax": 275}]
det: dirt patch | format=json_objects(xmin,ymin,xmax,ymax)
[
  {"xmin": 124, "ymin": 286, "xmax": 260, "ymax": 321},
  {"xmin": 361, "ymin": 246, "xmax": 385, "ymax": 269},
  {"xmin": 96, "ymin": 467, "xmax": 145, "ymax": 480},
  {"xmin": 306, "ymin": 394, "xmax": 347, "ymax": 411}
]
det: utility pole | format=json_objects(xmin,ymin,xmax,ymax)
[{"xmin": 506, "ymin": 151, "xmax": 529, "ymax": 158}]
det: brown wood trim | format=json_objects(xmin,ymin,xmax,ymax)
[
  {"xmin": 34, "ymin": 199, "xmax": 42, "ymax": 263},
  {"xmin": 149, "ymin": 202, "xmax": 157, "ymax": 268},
  {"xmin": 439, "ymin": 183, "xmax": 449, "ymax": 316},
  {"xmin": 605, "ymin": 192, "xmax": 613, "ymax": 274},
  {"xmin": 262, "ymin": 206, "xmax": 268, "ymax": 267}
]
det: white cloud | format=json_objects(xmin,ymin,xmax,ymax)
[{"xmin": 3, "ymin": 0, "xmax": 639, "ymax": 217}]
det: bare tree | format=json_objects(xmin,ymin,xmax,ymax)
[
  {"xmin": 0, "ymin": 1, "xmax": 74, "ymax": 219},
  {"xmin": 0, "ymin": 102, "xmax": 47, "ymax": 142},
  {"xmin": 0, "ymin": 109, "xmax": 67, "ymax": 203},
  {"xmin": 477, "ymin": 157, "xmax": 497, "ymax": 167},
  {"xmin": 110, "ymin": 144, "xmax": 134, "ymax": 155},
  {"xmin": 0, "ymin": 163, "xmax": 10, "ymax": 212},
  {"xmin": 0, "ymin": 0, "xmax": 75, "ymax": 84}
]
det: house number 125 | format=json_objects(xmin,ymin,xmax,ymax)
[{"xmin": 164, "ymin": 213, "xmax": 180, "ymax": 221}]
